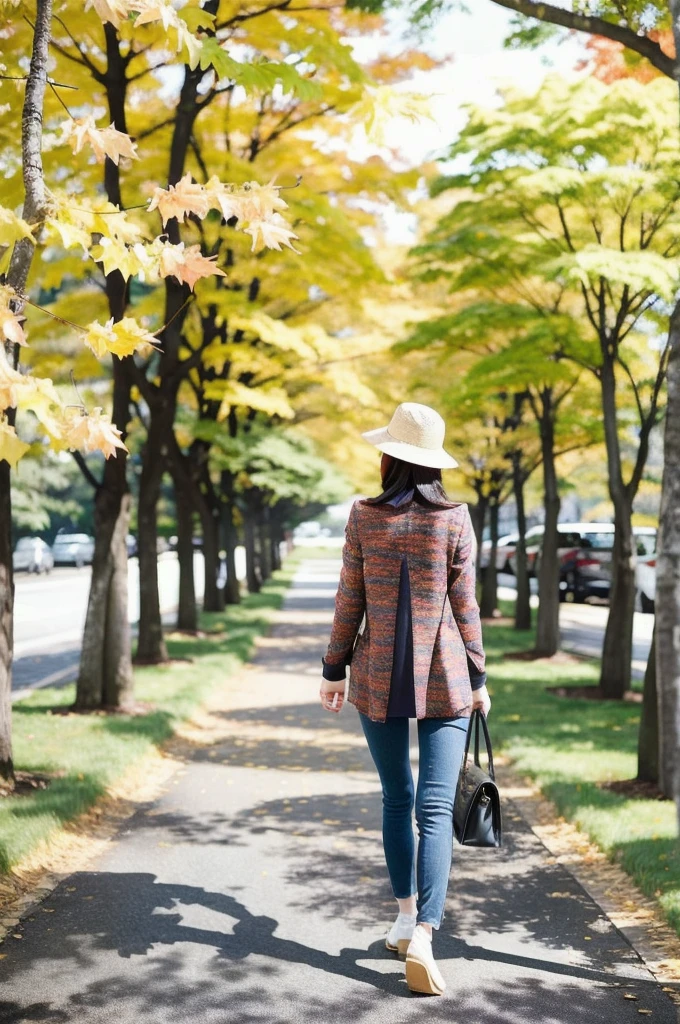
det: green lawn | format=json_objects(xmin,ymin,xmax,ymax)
[
  {"xmin": 484, "ymin": 617, "xmax": 680, "ymax": 935},
  {"xmin": 0, "ymin": 560, "xmax": 299, "ymax": 874}
]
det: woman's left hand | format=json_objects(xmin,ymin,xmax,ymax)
[{"xmin": 320, "ymin": 679, "xmax": 345, "ymax": 713}]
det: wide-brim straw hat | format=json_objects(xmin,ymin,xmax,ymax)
[{"xmin": 361, "ymin": 402, "xmax": 458, "ymax": 470}]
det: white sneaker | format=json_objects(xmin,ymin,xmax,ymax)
[
  {"xmin": 405, "ymin": 924, "xmax": 446, "ymax": 995},
  {"xmin": 385, "ymin": 911, "xmax": 417, "ymax": 957}
]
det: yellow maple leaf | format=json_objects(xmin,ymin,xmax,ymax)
[
  {"xmin": 86, "ymin": 0, "xmax": 131, "ymax": 26},
  {"xmin": 0, "ymin": 285, "xmax": 26, "ymax": 346},
  {"xmin": 237, "ymin": 180, "xmax": 289, "ymax": 222},
  {"xmin": 0, "ymin": 418, "xmax": 29, "ymax": 469},
  {"xmin": 244, "ymin": 214, "xmax": 300, "ymax": 254},
  {"xmin": 84, "ymin": 316, "xmax": 159, "ymax": 359},
  {"xmin": 60, "ymin": 116, "xmax": 139, "ymax": 165},
  {"xmin": 89, "ymin": 238, "xmax": 144, "ymax": 280},
  {"xmin": 147, "ymin": 173, "xmax": 211, "ymax": 227},
  {"xmin": 158, "ymin": 242, "xmax": 227, "ymax": 290},
  {"xmin": 63, "ymin": 407, "xmax": 127, "ymax": 459},
  {"xmin": 0, "ymin": 206, "xmax": 34, "ymax": 248}
]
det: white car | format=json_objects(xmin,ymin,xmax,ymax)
[
  {"xmin": 636, "ymin": 532, "xmax": 657, "ymax": 614},
  {"xmin": 51, "ymin": 533, "xmax": 95, "ymax": 568},
  {"xmin": 480, "ymin": 532, "xmax": 519, "ymax": 573},
  {"xmin": 13, "ymin": 537, "xmax": 54, "ymax": 574}
]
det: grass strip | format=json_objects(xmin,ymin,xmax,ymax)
[
  {"xmin": 0, "ymin": 558, "xmax": 300, "ymax": 874},
  {"xmin": 484, "ymin": 617, "xmax": 680, "ymax": 936}
]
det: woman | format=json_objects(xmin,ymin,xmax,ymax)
[{"xmin": 319, "ymin": 402, "xmax": 490, "ymax": 997}]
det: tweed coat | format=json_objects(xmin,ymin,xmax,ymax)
[{"xmin": 323, "ymin": 497, "xmax": 486, "ymax": 723}]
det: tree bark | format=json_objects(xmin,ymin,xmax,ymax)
[
  {"xmin": 175, "ymin": 480, "xmax": 197, "ymax": 633},
  {"xmin": 197, "ymin": 466, "xmax": 224, "ymax": 613},
  {"xmin": 638, "ymin": 625, "xmax": 659, "ymax": 784},
  {"xmin": 535, "ymin": 391, "xmax": 560, "ymax": 657},
  {"xmin": 1, "ymin": 0, "xmax": 53, "ymax": 784},
  {"xmin": 243, "ymin": 508, "xmax": 261, "ymax": 594},
  {"xmin": 470, "ymin": 493, "xmax": 488, "ymax": 575},
  {"xmin": 135, "ymin": 412, "xmax": 168, "ymax": 664},
  {"xmin": 480, "ymin": 500, "xmax": 499, "ymax": 618},
  {"xmin": 221, "ymin": 470, "xmax": 241, "ymax": 605},
  {"xmin": 656, "ymin": 0, "xmax": 680, "ymax": 823},
  {"xmin": 599, "ymin": 353, "xmax": 636, "ymax": 699},
  {"xmin": 512, "ymin": 453, "xmax": 532, "ymax": 631}
]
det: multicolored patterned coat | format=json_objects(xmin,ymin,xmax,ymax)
[{"xmin": 323, "ymin": 498, "xmax": 486, "ymax": 722}]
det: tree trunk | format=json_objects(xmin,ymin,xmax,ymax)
[
  {"xmin": 1, "ymin": 0, "xmax": 53, "ymax": 784},
  {"xmin": 76, "ymin": 25, "xmax": 134, "ymax": 708},
  {"xmin": 480, "ymin": 500, "xmax": 499, "ymax": 618},
  {"xmin": 470, "ymin": 494, "xmax": 488, "ymax": 574},
  {"xmin": 175, "ymin": 481, "xmax": 197, "ymax": 633},
  {"xmin": 512, "ymin": 454, "xmax": 531, "ymax": 631},
  {"xmin": 599, "ymin": 354, "xmax": 635, "ymax": 699},
  {"xmin": 0, "ymin": 462, "xmax": 14, "ymax": 786},
  {"xmin": 258, "ymin": 509, "xmax": 273, "ymax": 582},
  {"xmin": 535, "ymin": 392, "xmax": 560, "ymax": 657},
  {"xmin": 135, "ymin": 414, "xmax": 168, "ymax": 664},
  {"xmin": 197, "ymin": 472, "xmax": 224, "ymax": 613},
  {"xmin": 244, "ymin": 510, "xmax": 261, "ymax": 594},
  {"xmin": 271, "ymin": 519, "xmax": 282, "ymax": 572},
  {"xmin": 656, "ymin": 291, "xmax": 680, "ymax": 807},
  {"xmin": 656, "ymin": 11, "xmax": 680, "ymax": 820},
  {"xmin": 221, "ymin": 471, "xmax": 241, "ymax": 605},
  {"xmin": 76, "ymin": 454, "xmax": 133, "ymax": 708},
  {"xmin": 638, "ymin": 624, "xmax": 659, "ymax": 784}
]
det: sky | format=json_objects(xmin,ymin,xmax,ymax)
[
  {"xmin": 347, "ymin": 1, "xmax": 586, "ymax": 240},
  {"xmin": 350, "ymin": 1, "xmax": 585, "ymax": 160}
]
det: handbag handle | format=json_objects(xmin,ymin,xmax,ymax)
[{"xmin": 463, "ymin": 708, "xmax": 496, "ymax": 781}]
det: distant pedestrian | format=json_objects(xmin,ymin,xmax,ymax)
[{"xmin": 320, "ymin": 402, "xmax": 490, "ymax": 996}]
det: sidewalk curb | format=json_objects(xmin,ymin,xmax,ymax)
[{"xmin": 498, "ymin": 756, "xmax": 680, "ymax": 999}]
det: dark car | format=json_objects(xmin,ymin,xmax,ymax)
[{"xmin": 509, "ymin": 522, "xmax": 657, "ymax": 602}]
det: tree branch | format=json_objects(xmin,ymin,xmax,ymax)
[
  {"xmin": 488, "ymin": 0, "xmax": 675, "ymax": 78},
  {"xmin": 70, "ymin": 449, "xmax": 103, "ymax": 491}
]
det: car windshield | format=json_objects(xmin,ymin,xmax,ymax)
[
  {"xmin": 54, "ymin": 535, "xmax": 87, "ymax": 544},
  {"xmin": 16, "ymin": 538, "xmax": 35, "ymax": 550}
]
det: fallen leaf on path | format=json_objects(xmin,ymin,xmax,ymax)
[{"xmin": 624, "ymin": 994, "xmax": 638, "ymax": 1000}]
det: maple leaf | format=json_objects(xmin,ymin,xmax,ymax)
[
  {"xmin": 130, "ymin": 0, "xmax": 177, "ymax": 30},
  {"xmin": 147, "ymin": 173, "xmax": 210, "ymax": 226},
  {"xmin": 0, "ymin": 418, "xmax": 29, "ymax": 470},
  {"xmin": 244, "ymin": 214, "xmax": 300, "ymax": 254},
  {"xmin": 238, "ymin": 180, "xmax": 289, "ymax": 222},
  {"xmin": 205, "ymin": 176, "xmax": 244, "ymax": 221},
  {"xmin": 158, "ymin": 242, "xmax": 227, "ymax": 290},
  {"xmin": 89, "ymin": 238, "xmax": 144, "ymax": 280},
  {"xmin": 60, "ymin": 117, "xmax": 138, "ymax": 165},
  {"xmin": 0, "ymin": 346, "xmax": 25, "ymax": 409},
  {"xmin": 0, "ymin": 206, "xmax": 34, "ymax": 248},
  {"xmin": 86, "ymin": 0, "xmax": 131, "ymax": 26},
  {"xmin": 84, "ymin": 316, "xmax": 159, "ymax": 359},
  {"xmin": 0, "ymin": 286, "xmax": 26, "ymax": 346},
  {"xmin": 16, "ymin": 376, "xmax": 65, "ymax": 440},
  {"xmin": 63, "ymin": 407, "xmax": 128, "ymax": 459}
]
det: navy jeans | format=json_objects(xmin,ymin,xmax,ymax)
[{"xmin": 358, "ymin": 712, "xmax": 469, "ymax": 929}]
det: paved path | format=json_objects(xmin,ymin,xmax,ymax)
[{"xmin": 0, "ymin": 559, "xmax": 675, "ymax": 1022}]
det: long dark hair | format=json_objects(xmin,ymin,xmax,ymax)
[{"xmin": 366, "ymin": 455, "xmax": 460, "ymax": 509}]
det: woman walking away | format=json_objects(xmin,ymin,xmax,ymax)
[{"xmin": 319, "ymin": 402, "xmax": 490, "ymax": 997}]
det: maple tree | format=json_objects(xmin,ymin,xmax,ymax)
[{"xmin": 410, "ymin": 75, "xmax": 676, "ymax": 683}]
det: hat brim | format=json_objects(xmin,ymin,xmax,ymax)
[{"xmin": 361, "ymin": 426, "xmax": 458, "ymax": 470}]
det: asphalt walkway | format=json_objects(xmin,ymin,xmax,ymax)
[{"xmin": 0, "ymin": 558, "xmax": 675, "ymax": 1023}]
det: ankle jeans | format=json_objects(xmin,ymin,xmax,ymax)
[{"xmin": 358, "ymin": 712, "xmax": 469, "ymax": 929}]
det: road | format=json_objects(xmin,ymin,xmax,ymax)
[
  {"xmin": 496, "ymin": 573, "xmax": 653, "ymax": 679},
  {"xmin": 12, "ymin": 553, "xmax": 209, "ymax": 698}
]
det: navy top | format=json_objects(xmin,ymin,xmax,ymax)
[{"xmin": 322, "ymin": 487, "xmax": 487, "ymax": 713}]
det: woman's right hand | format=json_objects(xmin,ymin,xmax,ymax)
[{"xmin": 472, "ymin": 684, "xmax": 491, "ymax": 717}]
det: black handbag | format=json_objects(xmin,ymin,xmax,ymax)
[{"xmin": 453, "ymin": 708, "xmax": 502, "ymax": 847}]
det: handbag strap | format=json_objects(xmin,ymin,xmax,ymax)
[{"xmin": 464, "ymin": 708, "xmax": 496, "ymax": 781}]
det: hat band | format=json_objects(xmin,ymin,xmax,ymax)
[{"xmin": 386, "ymin": 425, "xmax": 444, "ymax": 452}]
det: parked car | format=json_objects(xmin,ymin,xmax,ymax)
[
  {"xmin": 480, "ymin": 532, "xmax": 519, "ymax": 574},
  {"xmin": 51, "ymin": 533, "xmax": 95, "ymax": 568},
  {"xmin": 509, "ymin": 522, "xmax": 657, "ymax": 602},
  {"xmin": 12, "ymin": 537, "xmax": 54, "ymax": 574},
  {"xmin": 635, "ymin": 532, "xmax": 657, "ymax": 614},
  {"xmin": 126, "ymin": 534, "xmax": 137, "ymax": 558}
]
